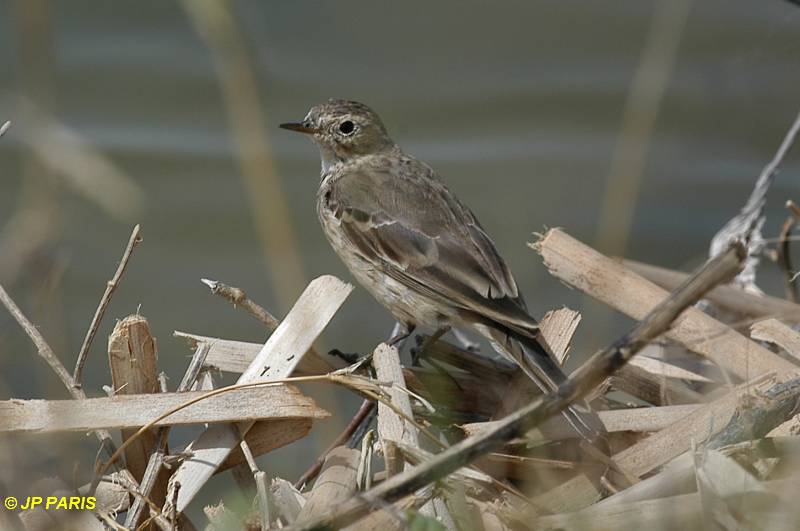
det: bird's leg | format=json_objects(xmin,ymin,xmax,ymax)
[
  {"xmin": 451, "ymin": 328, "xmax": 481, "ymax": 353},
  {"xmin": 387, "ymin": 321, "xmax": 415, "ymax": 349},
  {"xmin": 388, "ymin": 321, "xmax": 404, "ymax": 342},
  {"xmin": 411, "ymin": 325, "xmax": 451, "ymax": 366}
]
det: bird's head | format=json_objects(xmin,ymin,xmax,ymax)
[{"xmin": 280, "ymin": 99, "xmax": 395, "ymax": 169}]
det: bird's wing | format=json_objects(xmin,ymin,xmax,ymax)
[{"xmin": 326, "ymin": 158, "xmax": 538, "ymax": 334}]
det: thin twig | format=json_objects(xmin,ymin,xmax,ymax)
[
  {"xmin": 780, "ymin": 199, "xmax": 800, "ymax": 302},
  {"xmin": 200, "ymin": 278, "xmax": 281, "ymax": 329},
  {"xmin": 287, "ymin": 242, "xmax": 745, "ymax": 530},
  {"xmin": 235, "ymin": 426, "xmax": 273, "ymax": 529},
  {"xmin": 169, "ymin": 482, "xmax": 180, "ymax": 530},
  {"xmin": 0, "ymin": 282, "xmax": 76, "ymax": 391},
  {"xmin": 98, "ymin": 472, "xmax": 168, "ymax": 530},
  {"xmin": 756, "ymin": 112, "xmax": 800, "ymax": 208},
  {"xmin": 626, "ymin": 258, "xmax": 800, "ymax": 322},
  {"xmin": 538, "ymin": 229, "xmax": 795, "ymax": 379},
  {"xmin": 358, "ymin": 431, "xmax": 375, "ymax": 490},
  {"xmin": 778, "ymin": 213, "xmax": 798, "ymax": 302},
  {"xmin": 0, "ymin": 291, "xmax": 137, "ymax": 511},
  {"xmin": 709, "ymin": 107, "xmax": 800, "ymax": 291},
  {"xmin": 73, "ymin": 224, "xmax": 143, "ymax": 387},
  {"xmin": 253, "ymin": 470, "xmax": 272, "ymax": 530},
  {"xmin": 295, "ymin": 399, "xmax": 376, "ymax": 490},
  {"xmin": 708, "ymin": 376, "xmax": 800, "ymax": 450},
  {"xmin": 347, "ymin": 404, "xmax": 378, "ymax": 448},
  {"xmin": 788, "ymin": 199, "xmax": 800, "ymax": 219},
  {"xmin": 177, "ymin": 343, "xmax": 211, "ymax": 392}
]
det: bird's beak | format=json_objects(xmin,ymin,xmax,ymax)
[{"xmin": 279, "ymin": 121, "xmax": 319, "ymax": 134}]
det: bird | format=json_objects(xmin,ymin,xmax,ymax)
[{"xmin": 280, "ymin": 99, "xmax": 603, "ymax": 441}]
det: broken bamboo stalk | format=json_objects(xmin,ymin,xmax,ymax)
[
  {"xmin": 169, "ymin": 367, "xmax": 309, "ymax": 473},
  {"xmin": 287, "ymin": 237, "xmax": 745, "ymax": 530},
  {"xmin": 532, "ymin": 374, "xmax": 774, "ymax": 513},
  {"xmin": 178, "ymin": 331, "xmax": 507, "ymax": 421},
  {"xmin": 220, "ymin": 419, "xmax": 315, "ymax": 472},
  {"xmin": 295, "ymin": 399, "xmax": 375, "ymax": 490},
  {"xmin": 372, "ymin": 343, "xmax": 454, "ymax": 526},
  {"xmin": 107, "ymin": 315, "xmax": 161, "ymax": 486},
  {"xmin": 576, "ymin": 376, "xmax": 800, "ymax": 512},
  {"xmin": 174, "ymin": 331, "xmax": 338, "ymax": 376},
  {"xmin": 541, "ymin": 307, "xmax": 583, "ymax": 367},
  {"xmin": 533, "ymin": 228, "xmax": 797, "ymax": 380},
  {"xmin": 625, "ymin": 258, "xmax": 800, "ymax": 323},
  {"xmin": 0, "ymin": 385, "xmax": 327, "ymax": 433},
  {"xmin": 626, "ymin": 353, "xmax": 712, "ymax": 383},
  {"xmin": 611, "ymin": 364, "xmax": 704, "ymax": 405},
  {"xmin": 752, "ymin": 318, "xmax": 800, "ymax": 360},
  {"xmin": 0, "ymin": 281, "xmax": 148, "ymax": 511},
  {"xmin": 462, "ymin": 404, "xmax": 701, "ymax": 442},
  {"xmin": 295, "ymin": 446, "xmax": 360, "ymax": 524},
  {"xmin": 164, "ymin": 275, "xmax": 352, "ymax": 515},
  {"xmin": 124, "ymin": 343, "xmax": 209, "ymax": 529},
  {"xmin": 199, "ymin": 277, "xmax": 349, "ymax": 375},
  {"xmin": 271, "ymin": 478, "xmax": 307, "ymax": 525},
  {"xmin": 373, "ymin": 343, "xmax": 421, "ymax": 475},
  {"xmin": 537, "ymin": 476, "xmax": 800, "ymax": 531}
]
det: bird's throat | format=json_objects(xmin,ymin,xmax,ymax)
[{"xmin": 316, "ymin": 144, "xmax": 343, "ymax": 174}]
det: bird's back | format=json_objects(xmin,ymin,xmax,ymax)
[{"xmin": 317, "ymin": 150, "xmax": 540, "ymax": 337}]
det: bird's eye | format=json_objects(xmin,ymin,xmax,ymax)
[{"xmin": 338, "ymin": 120, "xmax": 355, "ymax": 135}]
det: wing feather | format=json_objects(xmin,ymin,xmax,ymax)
[{"xmin": 326, "ymin": 156, "xmax": 537, "ymax": 334}]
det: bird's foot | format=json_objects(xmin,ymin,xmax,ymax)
[
  {"xmin": 410, "ymin": 326, "xmax": 451, "ymax": 365},
  {"xmin": 452, "ymin": 329, "xmax": 481, "ymax": 353},
  {"xmin": 328, "ymin": 349, "xmax": 360, "ymax": 364}
]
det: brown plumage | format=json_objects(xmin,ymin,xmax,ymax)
[{"xmin": 281, "ymin": 99, "xmax": 602, "ymax": 441}]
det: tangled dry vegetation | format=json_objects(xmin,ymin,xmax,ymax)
[{"xmin": 1, "ymin": 112, "xmax": 800, "ymax": 531}]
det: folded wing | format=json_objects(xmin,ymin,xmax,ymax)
[{"xmin": 326, "ymin": 161, "xmax": 538, "ymax": 336}]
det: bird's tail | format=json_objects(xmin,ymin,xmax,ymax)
[{"xmin": 475, "ymin": 323, "xmax": 605, "ymax": 444}]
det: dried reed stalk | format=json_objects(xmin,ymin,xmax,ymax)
[{"xmin": 288, "ymin": 238, "xmax": 744, "ymax": 530}]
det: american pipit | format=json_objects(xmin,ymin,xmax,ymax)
[{"xmin": 281, "ymin": 99, "xmax": 601, "ymax": 441}]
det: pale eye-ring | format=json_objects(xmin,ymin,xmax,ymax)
[{"xmin": 338, "ymin": 120, "xmax": 355, "ymax": 135}]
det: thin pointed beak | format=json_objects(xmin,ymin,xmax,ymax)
[{"xmin": 279, "ymin": 121, "xmax": 319, "ymax": 134}]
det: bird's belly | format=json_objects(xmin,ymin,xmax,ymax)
[
  {"xmin": 319, "ymin": 211, "xmax": 453, "ymax": 327},
  {"xmin": 353, "ymin": 261, "xmax": 449, "ymax": 326}
]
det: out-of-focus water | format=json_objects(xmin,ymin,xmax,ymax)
[{"xmin": 0, "ymin": 0, "xmax": 798, "ymax": 518}]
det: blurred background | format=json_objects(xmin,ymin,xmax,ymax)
[{"xmin": 0, "ymin": 0, "xmax": 798, "ymax": 522}]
